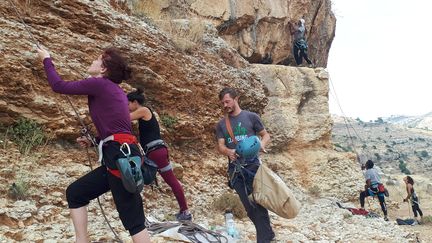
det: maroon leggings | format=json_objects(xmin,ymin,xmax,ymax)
[{"xmin": 147, "ymin": 147, "xmax": 188, "ymax": 212}]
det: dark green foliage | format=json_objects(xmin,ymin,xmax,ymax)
[
  {"xmin": 160, "ymin": 114, "xmax": 178, "ymax": 129},
  {"xmin": 399, "ymin": 160, "xmax": 411, "ymax": 175},
  {"xmin": 9, "ymin": 118, "xmax": 47, "ymax": 155},
  {"xmin": 374, "ymin": 153, "xmax": 381, "ymax": 161}
]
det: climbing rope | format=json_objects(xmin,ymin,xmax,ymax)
[
  {"xmin": 146, "ymin": 220, "xmax": 228, "ymax": 243},
  {"xmin": 328, "ymin": 74, "xmax": 364, "ymax": 163},
  {"xmin": 178, "ymin": 221, "xmax": 228, "ymax": 243},
  {"xmin": 146, "ymin": 221, "xmax": 182, "ymax": 234},
  {"xmin": 6, "ymin": 0, "xmax": 122, "ymax": 241}
]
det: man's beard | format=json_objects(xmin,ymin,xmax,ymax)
[{"xmin": 224, "ymin": 107, "xmax": 233, "ymax": 114}]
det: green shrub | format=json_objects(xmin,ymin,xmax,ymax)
[
  {"xmin": 9, "ymin": 176, "xmax": 30, "ymax": 201},
  {"xmin": 374, "ymin": 153, "xmax": 381, "ymax": 161},
  {"xmin": 423, "ymin": 215, "xmax": 432, "ymax": 224},
  {"xmin": 9, "ymin": 118, "xmax": 47, "ymax": 155},
  {"xmin": 398, "ymin": 161, "xmax": 411, "ymax": 175},
  {"xmin": 375, "ymin": 117, "xmax": 384, "ymax": 124},
  {"xmin": 1, "ymin": 127, "xmax": 11, "ymax": 149},
  {"xmin": 308, "ymin": 185, "xmax": 321, "ymax": 197},
  {"xmin": 212, "ymin": 192, "xmax": 246, "ymax": 219},
  {"xmin": 160, "ymin": 114, "xmax": 178, "ymax": 129}
]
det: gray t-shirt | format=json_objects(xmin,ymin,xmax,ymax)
[
  {"xmin": 293, "ymin": 24, "xmax": 306, "ymax": 42},
  {"xmin": 215, "ymin": 110, "xmax": 264, "ymax": 150},
  {"xmin": 364, "ymin": 168, "xmax": 381, "ymax": 185}
]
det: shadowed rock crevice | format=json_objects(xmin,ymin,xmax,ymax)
[{"xmin": 297, "ymin": 90, "xmax": 314, "ymax": 114}]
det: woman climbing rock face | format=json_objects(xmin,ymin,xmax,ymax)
[
  {"xmin": 127, "ymin": 88, "xmax": 192, "ymax": 221},
  {"xmin": 37, "ymin": 46, "xmax": 151, "ymax": 243}
]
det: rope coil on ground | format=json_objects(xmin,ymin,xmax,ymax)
[{"xmin": 147, "ymin": 220, "xmax": 228, "ymax": 243}]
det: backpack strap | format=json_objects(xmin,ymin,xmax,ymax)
[{"xmin": 225, "ymin": 115, "xmax": 237, "ymax": 144}]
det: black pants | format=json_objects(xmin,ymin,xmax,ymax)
[
  {"xmin": 66, "ymin": 142, "xmax": 146, "ymax": 236},
  {"xmin": 412, "ymin": 198, "xmax": 423, "ymax": 217},
  {"xmin": 293, "ymin": 45, "xmax": 312, "ymax": 65},
  {"xmin": 359, "ymin": 189, "xmax": 387, "ymax": 216},
  {"xmin": 229, "ymin": 164, "xmax": 275, "ymax": 243}
]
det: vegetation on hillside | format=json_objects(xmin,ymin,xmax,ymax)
[{"xmin": 332, "ymin": 118, "xmax": 432, "ymax": 174}]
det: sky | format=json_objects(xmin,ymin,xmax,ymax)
[{"xmin": 327, "ymin": 0, "xmax": 432, "ymax": 122}]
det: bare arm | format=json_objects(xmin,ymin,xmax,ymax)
[
  {"xmin": 217, "ymin": 138, "xmax": 237, "ymax": 161},
  {"xmin": 405, "ymin": 184, "xmax": 413, "ymax": 201},
  {"xmin": 130, "ymin": 107, "xmax": 152, "ymax": 121},
  {"xmin": 258, "ymin": 129, "xmax": 270, "ymax": 153}
]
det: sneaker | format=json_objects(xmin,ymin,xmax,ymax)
[
  {"xmin": 384, "ymin": 216, "xmax": 389, "ymax": 221},
  {"xmin": 175, "ymin": 211, "xmax": 192, "ymax": 221}
]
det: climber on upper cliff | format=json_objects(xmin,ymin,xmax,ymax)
[
  {"xmin": 289, "ymin": 18, "xmax": 313, "ymax": 67},
  {"xmin": 215, "ymin": 87, "xmax": 275, "ymax": 243},
  {"xmin": 359, "ymin": 160, "xmax": 388, "ymax": 221},
  {"xmin": 36, "ymin": 46, "xmax": 151, "ymax": 243},
  {"xmin": 127, "ymin": 88, "xmax": 192, "ymax": 221}
]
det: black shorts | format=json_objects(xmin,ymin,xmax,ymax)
[{"xmin": 66, "ymin": 142, "xmax": 146, "ymax": 235}]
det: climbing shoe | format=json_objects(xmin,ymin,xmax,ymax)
[{"xmin": 176, "ymin": 211, "xmax": 192, "ymax": 221}]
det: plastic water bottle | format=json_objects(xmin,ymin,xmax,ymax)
[{"xmin": 224, "ymin": 210, "xmax": 238, "ymax": 238}]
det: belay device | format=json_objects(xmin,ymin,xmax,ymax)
[{"xmin": 116, "ymin": 143, "xmax": 144, "ymax": 193}]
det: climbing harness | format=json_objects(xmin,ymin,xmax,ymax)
[{"xmin": 6, "ymin": 0, "xmax": 122, "ymax": 241}]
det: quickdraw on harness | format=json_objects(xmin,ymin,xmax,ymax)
[{"xmin": 6, "ymin": 1, "xmax": 122, "ymax": 241}]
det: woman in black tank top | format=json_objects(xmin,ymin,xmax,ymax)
[
  {"xmin": 127, "ymin": 89, "xmax": 192, "ymax": 221},
  {"xmin": 136, "ymin": 107, "xmax": 161, "ymax": 146}
]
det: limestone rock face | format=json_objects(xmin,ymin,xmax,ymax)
[
  {"xmin": 0, "ymin": 1, "xmax": 406, "ymax": 242},
  {"xmin": 129, "ymin": 0, "xmax": 336, "ymax": 66},
  {"xmin": 252, "ymin": 65, "xmax": 363, "ymax": 199},
  {"xmin": 0, "ymin": 0, "xmax": 267, "ymax": 151},
  {"xmin": 251, "ymin": 66, "xmax": 332, "ymax": 149}
]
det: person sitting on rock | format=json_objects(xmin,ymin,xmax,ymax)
[
  {"xmin": 127, "ymin": 88, "xmax": 192, "ymax": 221},
  {"xmin": 289, "ymin": 18, "xmax": 313, "ymax": 67},
  {"xmin": 403, "ymin": 176, "xmax": 423, "ymax": 224},
  {"xmin": 359, "ymin": 160, "xmax": 388, "ymax": 221}
]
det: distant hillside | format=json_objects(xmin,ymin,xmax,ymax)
[
  {"xmin": 384, "ymin": 112, "xmax": 432, "ymax": 130},
  {"xmin": 331, "ymin": 115, "xmax": 432, "ymax": 176}
]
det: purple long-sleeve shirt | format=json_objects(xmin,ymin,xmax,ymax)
[{"xmin": 43, "ymin": 58, "xmax": 131, "ymax": 139}]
